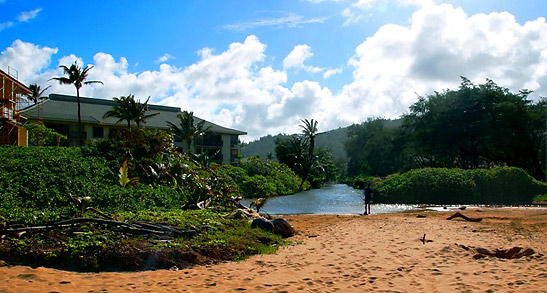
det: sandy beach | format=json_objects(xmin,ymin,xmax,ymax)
[{"xmin": 1, "ymin": 207, "xmax": 546, "ymax": 292}]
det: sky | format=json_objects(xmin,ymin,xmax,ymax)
[{"xmin": 1, "ymin": 0, "xmax": 546, "ymax": 141}]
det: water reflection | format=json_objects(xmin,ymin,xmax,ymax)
[{"xmin": 240, "ymin": 184, "xmax": 417, "ymax": 215}]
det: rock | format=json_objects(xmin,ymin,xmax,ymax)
[
  {"xmin": 270, "ymin": 218, "xmax": 296, "ymax": 238},
  {"xmin": 251, "ymin": 218, "xmax": 274, "ymax": 232}
]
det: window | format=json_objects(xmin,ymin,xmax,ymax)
[{"xmin": 93, "ymin": 126, "xmax": 104, "ymax": 138}]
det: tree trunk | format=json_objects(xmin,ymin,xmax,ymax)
[{"xmin": 76, "ymin": 87, "xmax": 83, "ymax": 147}]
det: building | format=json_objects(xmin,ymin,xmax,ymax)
[
  {"xmin": 21, "ymin": 94, "xmax": 246, "ymax": 165},
  {"xmin": 0, "ymin": 68, "xmax": 31, "ymax": 146}
]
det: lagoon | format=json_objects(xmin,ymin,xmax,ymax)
[{"xmin": 241, "ymin": 184, "xmax": 418, "ymax": 215}]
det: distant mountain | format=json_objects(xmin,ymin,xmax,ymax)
[
  {"xmin": 240, "ymin": 119, "xmax": 402, "ymax": 162},
  {"xmin": 241, "ymin": 127, "xmax": 349, "ymax": 161}
]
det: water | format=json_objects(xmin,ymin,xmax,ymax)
[{"xmin": 240, "ymin": 184, "xmax": 417, "ymax": 215}]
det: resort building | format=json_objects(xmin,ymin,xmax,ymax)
[
  {"xmin": 21, "ymin": 94, "xmax": 246, "ymax": 165},
  {"xmin": 0, "ymin": 68, "xmax": 31, "ymax": 146}
]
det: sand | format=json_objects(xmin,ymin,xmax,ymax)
[{"xmin": 1, "ymin": 207, "xmax": 546, "ymax": 292}]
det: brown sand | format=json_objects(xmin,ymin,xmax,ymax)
[{"xmin": 1, "ymin": 207, "xmax": 546, "ymax": 292}]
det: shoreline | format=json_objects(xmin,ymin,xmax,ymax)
[{"xmin": 1, "ymin": 207, "xmax": 546, "ymax": 292}]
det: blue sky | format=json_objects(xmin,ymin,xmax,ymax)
[{"xmin": 1, "ymin": 0, "xmax": 546, "ymax": 140}]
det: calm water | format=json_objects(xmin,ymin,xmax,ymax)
[{"xmin": 240, "ymin": 184, "xmax": 417, "ymax": 215}]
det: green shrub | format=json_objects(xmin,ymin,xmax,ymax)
[
  {"xmin": 241, "ymin": 175, "xmax": 277, "ymax": 198},
  {"xmin": 374, "ymin": 167, "xmax": 547, "ymax": 204},
  {"xmin": 216, "ymin": 158, "xmax": 301, "ymax": 198},
  {"xmin": 0, "ymin": 146, "xmax": 184, "ymax": 222}
]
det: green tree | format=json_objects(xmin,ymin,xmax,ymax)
[
  {"xmin": 167, "ymin": 111, "xmax": 210, "ymax": 154},
  {"xmin": 299, "ymin": 119, "xmax": 319, "ymax": 190},
  {"xmin": 49, "ymin": 61, "xmax": 103, "ymax": 146},
  {"xmin": 26, "ymin": 84, "xmax": 51, "ymax": 104},
  {"xmin": 103, "ymin": 94, "xmax": 159, "ymax": 128},
  {"xmin": 345, "ymin": 118, "xmax": 403, "ymax": 177},
  {"xmin": 403, "ymin": 77, "xmax": 546, "ymax": 180}
]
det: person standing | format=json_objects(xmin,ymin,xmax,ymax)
[{"xmin": 363, "ymin": 184, "xmax": 373, "ymax": 215}]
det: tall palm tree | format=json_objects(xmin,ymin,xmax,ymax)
[
  {"xmin": 103, "ymin": 94, "xmax": 159, "ymax": 128},
  {"xmin": 167, "ymin": 111, "xmax": 210, "ymax": 154},
  {"xmin": 26, "ymin": 84, "xmax": 51, "ymax": 104},
  {"xmin": 49, "ymin": 61, "xmax": 103, "ymax": 146},
  {"xmin": 299, "ymin": 118, "xmax": 319, "ymax": 190}
]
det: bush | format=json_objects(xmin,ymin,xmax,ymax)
[
  {"xmin": 236, "ymin": 158, "xmax": 301, "ymax": 197},
  {"xmin": 0, "ymin": 146, "xmax": 184, "ymax": 222},
  {"xmin": 241, "ymin": 175, "xmax": 276, "ymax": 198},
  {"xmin": 374, "ymin": 167, "xmax": 547, "ymax": 205}
]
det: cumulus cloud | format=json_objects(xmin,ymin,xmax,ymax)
[
  {"xmin": 0, "ymin": 40, "xmax": 58, "ymax": 82},
  {"xmin": 337, "ymin": 3, "xmax": 547, "ymax": 126},
  {"xmin": 283, "ymin": 44, "xmax": 323, "ymax": 74},
  {"xmin": 2, "ymin": 3, "xmax": 546, "ymax": 141}
]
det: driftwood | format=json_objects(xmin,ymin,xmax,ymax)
[
  {"xmin": 446, "ymin": 212, "xmax": 482, "ymax": 222},
  {"xmin": 0, "ymin": 218, "xmax": 197, "ymax": 239}
]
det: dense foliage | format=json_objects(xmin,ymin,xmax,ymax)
[
  {"xmin": 345, "ymin": 78, "xmax": 546, "ymax": 181},
  {"xmin": 215, "ymin": 157, "xmax": 301, "ymax": 198},
  {"xmin": 0, "ymin": 146, "xmax": 182, "ymax": 222},
  {"xmin": 274, "ymin": 120, "xmax": 339, "ymax": 189},
  {"xmin": 0, "ymin": 146, "xmax": 285, "ymax": 271},
  {"xmin": 373, "ymin": 167, "xmax": 547, "ymax": 205}
]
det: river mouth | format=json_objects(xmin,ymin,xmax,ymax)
[{"xmin": 240, "ymin": 184, "xmax": 419, "ymax": 215}]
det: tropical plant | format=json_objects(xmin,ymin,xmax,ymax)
[
  {"xmin": 103, "ymin": 94, "xmax": 159, "ymax": 128},
  {"xmin": 167, "ymin": 111, "xmax": 211, "ymax": 154},
  {"xmin": 49, "ymin": 61, "xmax": 103, "ymax": 146},
  {"xmin": 26, "ymin": 84, "xmax": 51, "ymax": 104},
  {"xmin": 299, "ymin": 118, "xmax": 319, "ymax": 189}
]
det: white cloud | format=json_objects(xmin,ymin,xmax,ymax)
[
  {"xmin": 2, "ymin": 4, "xmax": 546, "ymax": 141},
  {"xmin": 18, "ymin": 8, "xmax": 42, "ymax": 22},
  {"xmin": 283, "ymin": 44, "xmax": 324, "ymax": 73},
  {"xmin": 0, "ymin": 8, "xmax": 41, "ymax": 31},
  {"xmin": 154, "ymin": 53, "xmax": 175, "ymax": 63},
  {"xmin": 338, "ymin": 3, "xmax": 547, "ymax": 125},
  {"xmin": 342, "ymin": 8, "xmax": 362, "ymax": 26},
  {"xmin": 0, "ymin": 40, "xmax": 58, "ymax": 83},
  {"xmin": 222, "ymin": 12, "xmax": 329, "ymax": 31},
  {"xmin": 323, "ymin": 67, "xmax": 343, "ymax": 79},
  {"xmin": 0, "ymin": 21, "xmax": 14, "ymax": 31}
]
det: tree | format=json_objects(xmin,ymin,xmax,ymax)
[
  {"xmin": 103, "ymin": 94, "xmax": 159, "ymax": 128},
  {"xmin": 50, "ymin": 61, "xmax": 103, "ymax": 146},
  {"xmin": 299, "ymin": 119, "xmax": 319, "ymax": 190},
  {"xmin": 26, "ymin": 84, "xmax": 51, "ymax": 104},
  {"xmin": 403, "ymin": 77, "xmax": 546, "ymax": 180},
  {"xmin": 167, "ymin": 111, "xmax": 210, "ymax": 154},
  {"xmin": 345, "ymin": 118, "xmax": 403, "ymax": 177}
]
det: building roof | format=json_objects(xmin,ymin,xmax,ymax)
[{"xmin": 20, "ymin": 94, "xmax": 247, "ymax": 136}]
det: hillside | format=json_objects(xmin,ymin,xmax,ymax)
[{"xmin": 241, "ymin": 127, "xmax": 348, "ymax": 161}]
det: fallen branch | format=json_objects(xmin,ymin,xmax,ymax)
[
  {"xmin": 1, "ymin": 218, "xmax": 197, "ymax": 238},
  {"xmin": 446, "ymin": 212, "xmax": 482, "ymax": 222}
]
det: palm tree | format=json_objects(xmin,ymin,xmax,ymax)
[
  {"xmin": 167, "ymin": 111, "xmax": 210, "ymax": 154},
  {"xmin": 26, "ymin": 84, "xmax": 51, "ymax": 104},
  {"xmin": 103, "ymin": 94, "xmax": 159, "ymax": 128},
  {"xmin": 49, "ymin": 61, "xmax": 103, "ymax": 146},
  {"xmin": 299, "ymin": 118, "xmax": 319, "ymax": 190}
]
